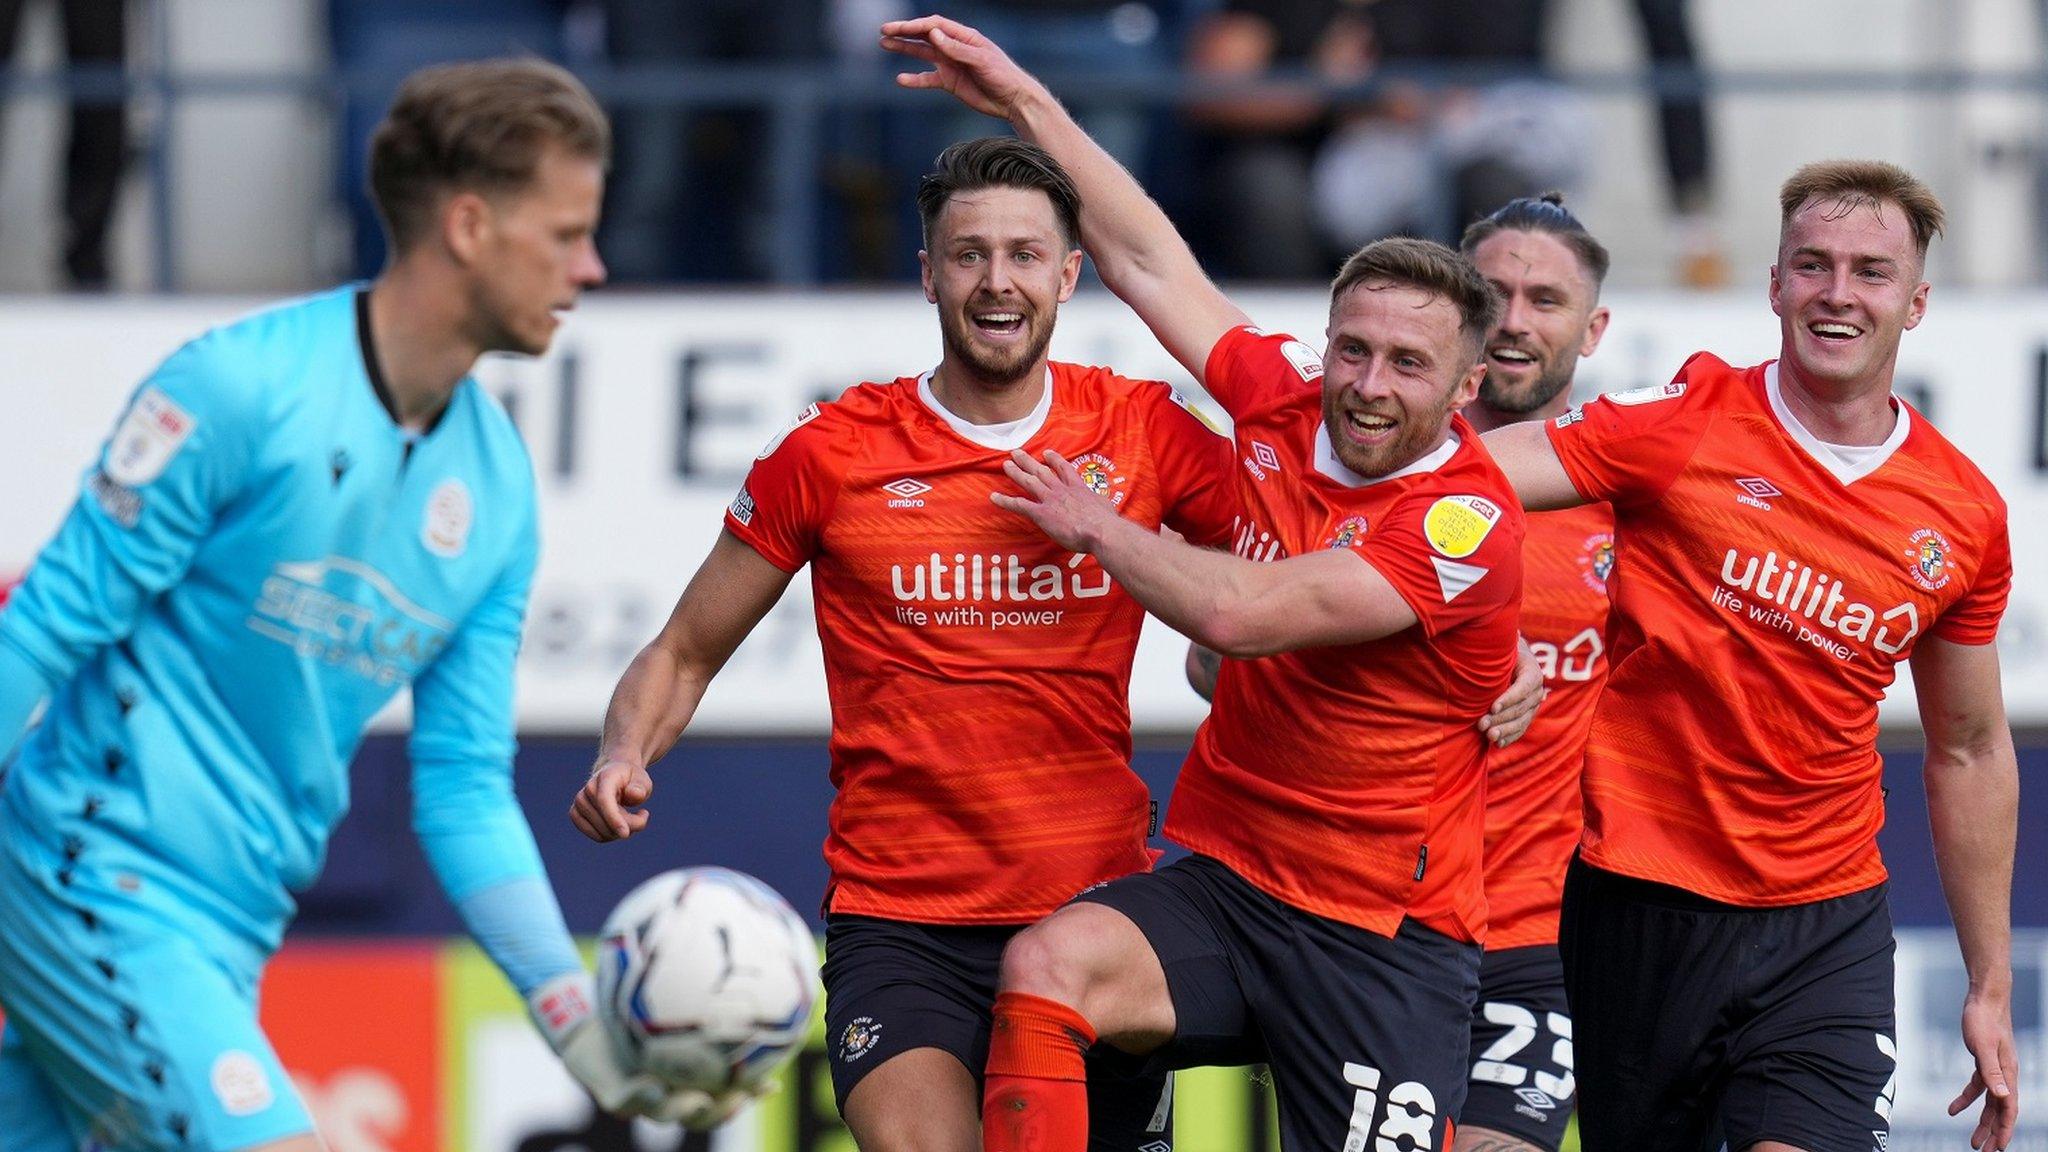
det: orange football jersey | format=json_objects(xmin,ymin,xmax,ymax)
[
  {"xmin": 725, "ymin": 363, "xmax": 1237, "ymax": 923},
  {"xmin": 1547, "ymin": 353, "xmax": 2010, "ymax": 905},
  {"xmin": 1166, "ymin": 326, "xmax": 1524, "ymax": 945},
  {"xmin": 1484, "ymin": 501, "xmax": 1612, "ymax": 949}
]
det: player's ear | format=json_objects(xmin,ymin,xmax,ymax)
[
  {"xmin": 919, "ymin": 250, "xmax": 938, "ymax": 304},
  {"xmin": 443, "ymin": 190, "xmax": 491, "ymax": 267},
  {"xmin": 1451, "ymin": 359, "xmax": 1484, "ymax": 411},
  {"xmin": 1057, "ymin": 247, "xmax": 1083, "ymax": 303},
  {"xmin": 1903, "ymin": 279, "xmax": 1929, "ymax": 331},
  {"xmin": 1579, "ymin": 305, "xmax": 1611, "ymax": 358}
]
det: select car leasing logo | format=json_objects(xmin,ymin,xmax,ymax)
[
  {"xmin": 1734, "ymin": 476, "xmax": 1781, "ymax": 511},
  {"xmin": 883, "ymin": 477, "xmax": 932, "ymax": 508}
]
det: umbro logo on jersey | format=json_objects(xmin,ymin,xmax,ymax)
[
  {"xmin": 884, "ymin": 478, "xmax": 931, "ymax": 509},
  {"xmin": 1734, "ymin": 476, "xmax": 1780, "ymax": 511},
  {"xmin": 330, "ymin": 448, "xmax": 352, "ymax": 487},
  {"xmin": 1243, "ymin": 441, "xmax": 1281, "ymax": 481},
  {"xmin": 1514, "ymin": 1086, "xmax": 1557, "ymax": 1111}
]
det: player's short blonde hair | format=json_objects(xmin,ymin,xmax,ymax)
[
  {"xmin": 370, "ymin": 58, "xmax": 611, "ymax": 254},
  {"xmin": 1329, "ymin": 237, "xmax": 1502, "ymax": 363},
  {"xmin": 1779, "ymin": 160, "xmax": 1946, "ymax": 258}
]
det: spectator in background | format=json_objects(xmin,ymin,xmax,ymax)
[
  {"xmin": 1191, "ymin": 0, "xmax": 1720, "ymax": 286},
  {"xmin": 1182, "ymin": 0, "xmax": 1373, "ymax": 280},
  {"xmin": 921, "ymin": 0, "xmax": 1179, "ymax": 175},
  {"xmin": 595, "ymin": 0, "xmax": 825, "ymax": 282},
  {"xmin": 0, "ymin": 0, "xmax": 127, "ymax": 289},
  {"xmin": 1309, "ymin": 0, "xmax": 1594, "ymax": 256},
  {"xmin": 1633, "ymin": 0, "xmax": 1725, "ymax": 286}
]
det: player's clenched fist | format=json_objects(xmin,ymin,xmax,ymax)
[{"xmin": 574, "ymin": 758, "xmax": 655, "ymax": 842}]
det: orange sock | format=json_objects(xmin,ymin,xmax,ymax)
[{"xmin": 983, "ymin": 990, "xmax": 1094, "ymax": 1152}]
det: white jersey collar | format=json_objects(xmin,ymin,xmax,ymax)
[
  {"xmin": 1764, "ymin": 361, "xmax": 1909, "ymax": 485},
  {"xmin": 918, "ymin": 367, "xmax": 1054, "ymax": 451},
  {"xmin": 1314, "ymin": 422, "xmax": 1460, "ymax": 488}
]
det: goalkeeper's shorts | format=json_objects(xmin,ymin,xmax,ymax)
[{"xmin": 0, "ymin": 827, "xmax": 313, "ymax": 1151}]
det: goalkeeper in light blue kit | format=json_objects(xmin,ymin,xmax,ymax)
[{"xmin": 0, "ymin": 59, "xmax": 724, "ymax": 1152}]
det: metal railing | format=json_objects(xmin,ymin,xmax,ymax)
[{"xmin": 4, "ymin": 58, "xmax": 2047, "ymax": 289}]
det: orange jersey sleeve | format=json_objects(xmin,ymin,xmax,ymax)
[
  {"xmin": 1140, "ymin": 384, "xmax": 1241, "ymax": 547},
  {"xmin": 725, "ymin": 403, "xmax": 839, "ymax": 572},
  {"xmin": 1165, "ymin": 327, "xmax": 1524, "ymax": 944},
  {"xmin": 1202, "ymin": 324, "xmax": 1325, "ymax": 417},
  {"xmin": 721, "ymin": 365, "xmax": 1235, "ymax": 924},
  {"xmin": 1545, "ymin": 354, "xmax": 2011, "ymax": 905},
  {"xmin": 1483, "ymin": 503, "xmax": 1613, "ymax": 949},
  {"xmin": 1544, "ymin": 358, "xmax": 1717, "ymax": 509}
]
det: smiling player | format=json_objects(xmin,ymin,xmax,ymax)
[
  {"xmin": 573, "ymin": 137, "xmax": 1238, "ymax": 1152},
  {"xmin": 1483, "ymin": 161, "xmax": 2021, "ymax": 1152}
]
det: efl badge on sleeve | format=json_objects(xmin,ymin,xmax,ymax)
[
  {"xmin": 106, "ymin": 387, "xmax": 197, "ymax": 487},
  {"xmin": 1422, "ymin": 495, "xmax": 1502, "ymax": 559}
]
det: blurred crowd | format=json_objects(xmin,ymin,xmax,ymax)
[{"xmin": 5, "ymin": 0, "xmax": 1728, "ymax": 289}]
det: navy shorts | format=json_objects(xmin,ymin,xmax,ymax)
[
  {"xmin": 1559, "ymin": 857, "xmax": 1897, "ymax": 1152},
  {"xmin": 1461, "ymin": 944, "xmax": 1575, "ymax": 1150},
  {"xmin": 1077, "ymin": 855, "xmax": 1480, "ymax": 1150},
  {"xmin": 819, "ymin": 915, "xmax": 1173, "ymax": 1149}
]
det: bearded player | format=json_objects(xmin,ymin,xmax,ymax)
[
  {"xmin": 1485, "ymin": 161, "xmax": 2019, "ymax": 1152},
  {"xmin": 886, "ymin": 18, "xmax": 1536, "ymax": 1152},
  {"xmin": 571, "ymin": 137, "xmax": 1236, "ymax": 1152},
  {"xmin": 1450, "ymin": 194, "xmax": 1613, "ymax": 1152},
  {"xmin": 1176, "ymin": 193, "xmax": 1614, "ymax": 1152}
]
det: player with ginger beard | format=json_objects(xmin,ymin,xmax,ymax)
[{"xmin": 884, "ymin": 16, "xmax": 1543, "ymax": 1152}]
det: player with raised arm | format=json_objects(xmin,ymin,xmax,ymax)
[
  {"xmin": 0, "ymin": 61, "xmax": 699, "ymax": 1152},
  {"xmin": 1450, "ymin": 195, "xmax": 1612, "ymax": 1152},
  {"xmin": 571, "ymin": 137, "xmax": 1240, "ymax": 1152},
  {"xmin": 1481, "ymin": 162, "xmax": 2020, "ymax": 1152},
  {"xmin": 884, "ymin": 18, "xmax": 1526, "ymax": 1152},
  {"xmin": 1175, "ymin": 194, "xmax": 1614, "ymax": 1152}
]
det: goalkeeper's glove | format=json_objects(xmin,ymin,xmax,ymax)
[
  {"xmin": 528, "ymin": 971, "xmax": 668, "ymax": 1117},
  {"xmin": 529, "ymin": 972, "xmax": 774, "ymax": 1129}
]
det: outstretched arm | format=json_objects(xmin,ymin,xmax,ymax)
[
  {"xmin": 570, "ymin": 531, "xmax": 794, "ymax": 842},
  {"xmin": 996, "ymin": 449, "xmax": 1416, "ymax": 656},
  {"xmin": 1187, "ymin": 637, "xmax": 1544, "ymax": 748},
  {"xmin": 1911, "ymin": 636, "xmax": 2020, "ymax": 1152},
  {"xmin": 1479, "ymin": 421, "xmax": 1586, "ymax": 512},
  {"xmin": 882, "ymin": 15, "xmax": 1249, "ymax": 385}
]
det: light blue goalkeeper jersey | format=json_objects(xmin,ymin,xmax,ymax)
[{"xmin": 0, "ymin": 286, "xmax": 568, "ymax": 980}]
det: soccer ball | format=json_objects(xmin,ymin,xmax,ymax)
[{"xmin": 596, "ymin": 867, "xmax": 820, "ymax": 1094}]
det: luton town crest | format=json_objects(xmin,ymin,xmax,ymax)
[{"xmin": 1905, "ymin": 527, "xmax": 1951, "ymax": 591}]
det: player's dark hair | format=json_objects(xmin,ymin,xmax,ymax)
[
  {"xmin": 369, "ymin": 58, "xmax": 611, "ymax": 254},
  {"xmin": 1460, "ymin": 192, "xmax": 1611, "ymax": 292},
  {"xmin": 1779, "ymin": 159, "xmax": 1946, "ymax": 258},
  {"xmin": 1329, "ymin": 237, "xmax": 1503, "ymax": 363},
  {"xmin": 917, "ymin": 137, "xmax": 1082, "ymax": 250}
]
